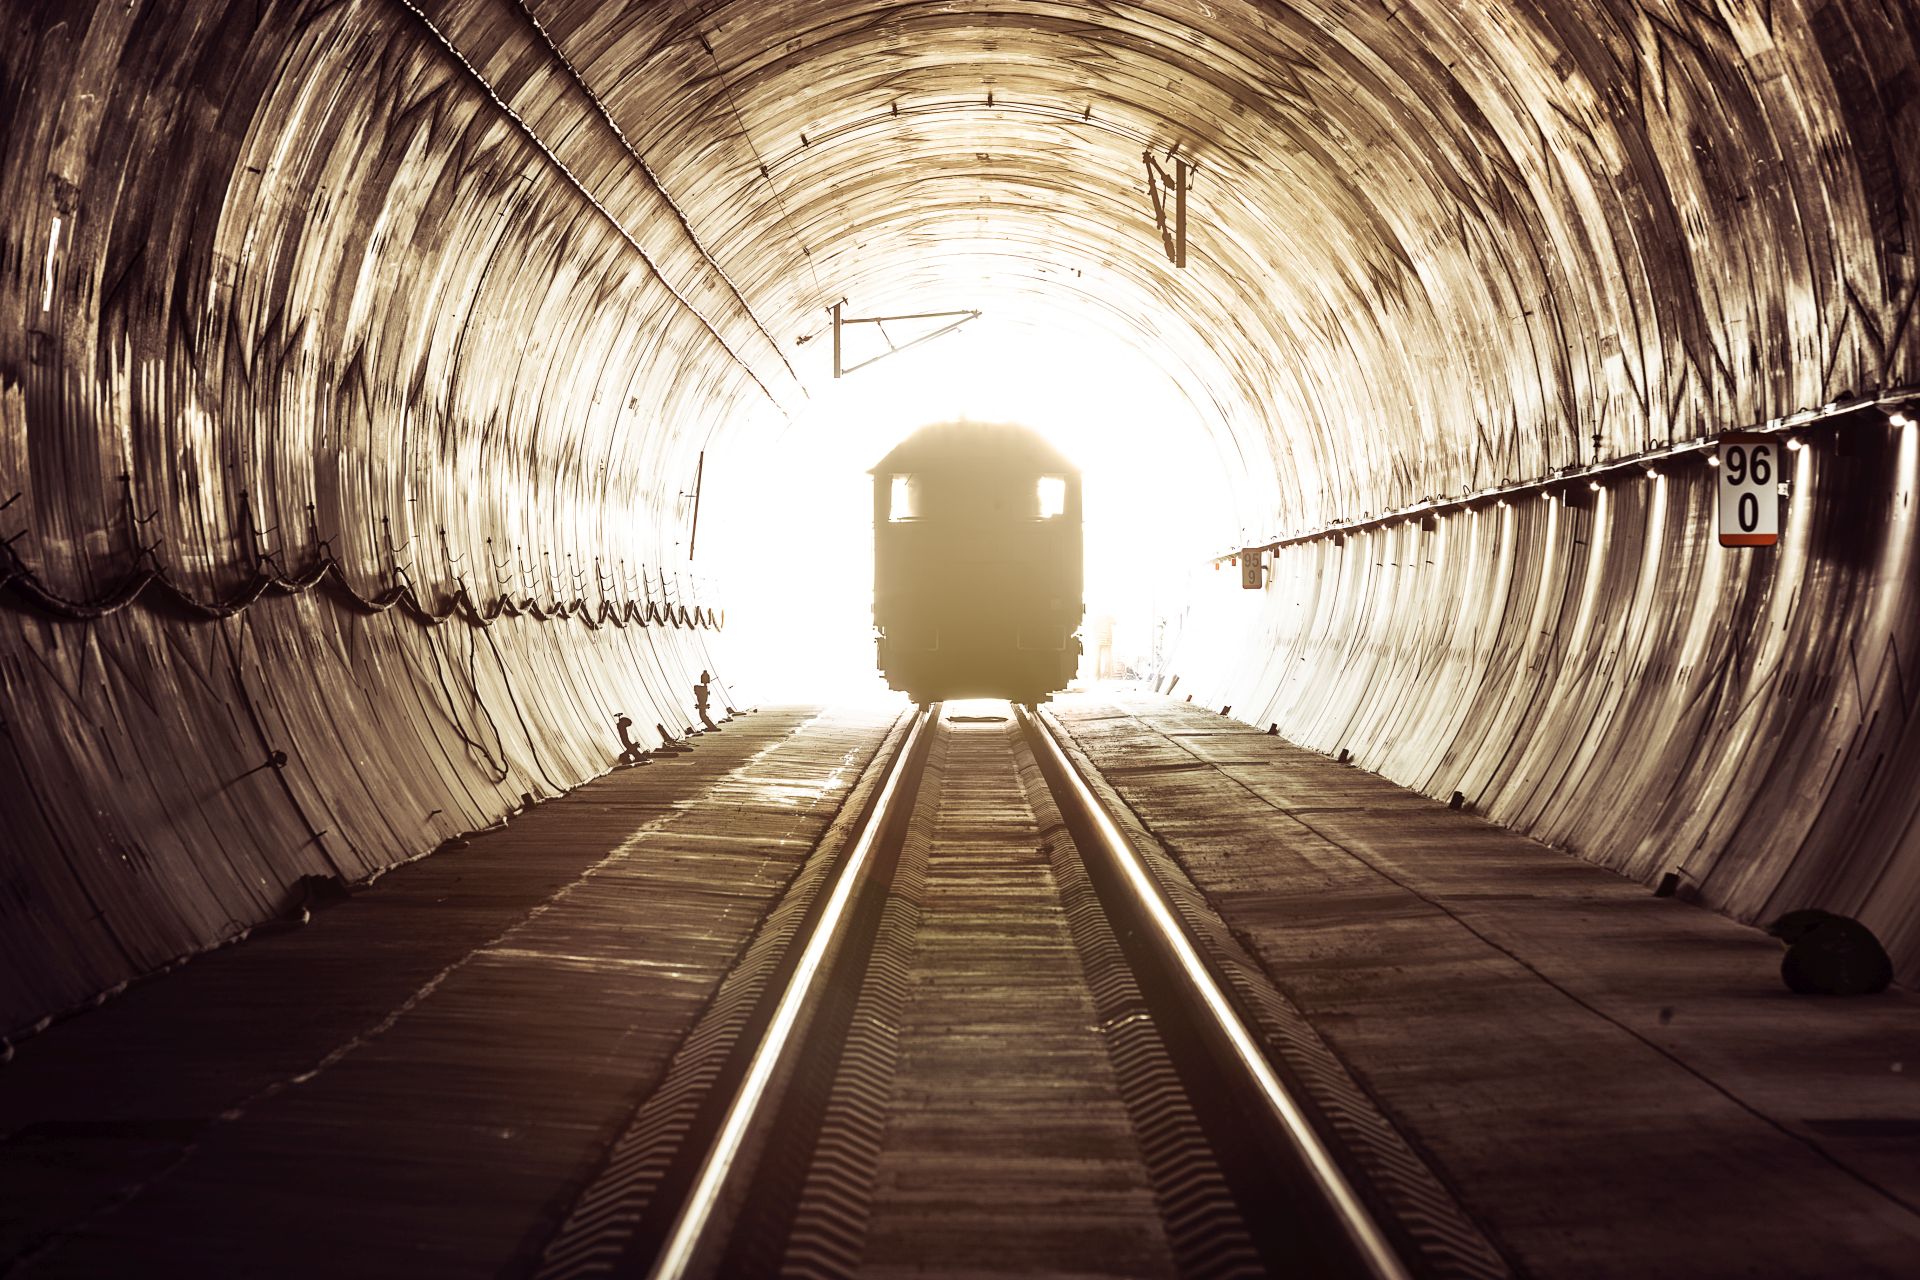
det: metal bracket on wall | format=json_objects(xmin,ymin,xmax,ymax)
[
  {"xmin": 831, "ymin": 300, "xmax": 981, "ymax": 378},
  {"xmin": 1143, "ymin": 149, "xmax": 1195, "ymax": 268},
  {"xmin": 680, "ymin": 450, "xmax": 705, "ymax": 560}
]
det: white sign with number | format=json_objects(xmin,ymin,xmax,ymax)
[{"xmin": 1717, "ymin": 434, "xmax": 1778, "ymax": 547}]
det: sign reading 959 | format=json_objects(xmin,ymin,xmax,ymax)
[{"xmin": 1717, "ymin": 434, "xmax": 1779, "ymax": 547}]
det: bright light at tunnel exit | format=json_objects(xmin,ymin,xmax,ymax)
[{"xmin": 701, "ymin": 322, "xmax": 1237, "ymax": 704}]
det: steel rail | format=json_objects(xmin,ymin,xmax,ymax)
[
  {"xmin": 645, "ymin": 703, "xmax": 936, "ymax": 1280},
  {"xmin": 1019, "ymin": 704, "xmax": 1413, "ymax": 1280}
]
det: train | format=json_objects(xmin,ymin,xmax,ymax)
[{"xmin": 871, "ymin": 421, "xmax": 1084, "ymax": 704}]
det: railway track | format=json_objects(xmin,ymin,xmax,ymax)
[{"xmin": 536, "ymin": 704, "xmax": 1508, "ymax": 1280}]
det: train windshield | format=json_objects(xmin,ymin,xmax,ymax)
[
  {"xmin": 889, "ymin": 474, "xmax": 919, "ymax": 521},
  {"xmin": 1037, "ymin": 475, "xmax": 1068, "ymax": 519}
]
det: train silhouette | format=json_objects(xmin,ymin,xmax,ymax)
[{"xmin": 872, "ymin": 422, "xmax": 1084, "ymax": 704}]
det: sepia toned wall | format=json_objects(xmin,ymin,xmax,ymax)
[
  {"xmin": 3, "ymin": 0, "xmax": 1917, "ymax": 1030},
  {"xmin": 0, "ymin": 0, "xmax": 740, "ymax": 1035},
  {"xmin": 1180, "ymin": 433, "xmax": 1920, "ymax": 982}
]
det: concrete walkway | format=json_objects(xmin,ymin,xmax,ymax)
[
  {"xmin": 0, "ymin": 707, "xmax": 901, "ymax": 1277},
  {"xmin": 1052, "ymin": 692, "xmax": 1920, "ymax": 1279}
]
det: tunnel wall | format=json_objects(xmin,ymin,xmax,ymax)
[
  {"xmin": 1180, "ymin": 423, "xmax": 1920, "ymax": 984},
  {"xmin": 6, "ymin": 0, "xmax": 1920, "ymax": 1030},
  {"xmin": 0, "ymin": 598, "xmax": 723, "ymax": 1037},
  {"xmin": 0, "ymin": 0, "xmax": 761, "ymax": 1038}
]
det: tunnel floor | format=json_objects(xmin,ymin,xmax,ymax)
[
  {"xmin": 1052, "ymin": 697, "xmax": 1920, "ymax": 1277},
  {"xmin": 0, "ymin": 707, "xmax": 900, "ymax": 1276},
  {"xmin": 1, "ymin": 697, "xmax": 1916, "ymax": 1277}
]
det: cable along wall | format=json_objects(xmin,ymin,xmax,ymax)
[
  {"xmin": 1180, "ymin": 430, "xmax": 1920, "ymax": 983},
  {"xmin": 0, "ymin": 0, "xmax": 739, "ymax": 1035}
]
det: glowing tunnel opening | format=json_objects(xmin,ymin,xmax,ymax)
[{"xmin": 703, "ymin": 322, "xmax": 1234, "ymax": 703}]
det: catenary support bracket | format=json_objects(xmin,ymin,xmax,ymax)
[
  {"xmin": 1143, "ymin": 150, "xmax": 1195, "ymax": 268},
  {"xmin": 831, "ymin": 301, "xmax": 981, "ymax": 378}
]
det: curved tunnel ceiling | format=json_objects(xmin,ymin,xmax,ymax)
[
  {"xmin": 4, "ymin": 0, "xmax": 1918, "ymax": 1026},
  {"xmin": 394, "ymin": 0, "xmax": 1914, "ymax": 534},
  {"xmin": 11, "ymin": 0, "xmax": 1911, "ymax": 570}
]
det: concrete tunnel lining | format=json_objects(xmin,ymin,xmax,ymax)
[{"xmin": 2, "ymin": 0, "xmax": 1918, "ymax": 1034}]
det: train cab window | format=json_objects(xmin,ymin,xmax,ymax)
[
  {"xmin": 1037, "ymin": 475, "xmax": 1068, "ymax": 519},
  {"xmin": 889, "ymin": 474, "xmax": 919, "ymax": 521}
]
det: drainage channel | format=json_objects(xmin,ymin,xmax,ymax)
[{"xmin": 536, "ymin": 702, "xmax": 1441, "ymax": 1279}]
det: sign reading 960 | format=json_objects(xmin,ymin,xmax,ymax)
[{"xmin": 1717, "ymin": 433, "xmax": 1779, "ymax": 547}]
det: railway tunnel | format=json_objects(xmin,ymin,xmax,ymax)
[{"xmin": 4, "ymin": 0, "xmax": 1920, "ymax": 1275}]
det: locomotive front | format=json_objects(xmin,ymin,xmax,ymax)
[{"xmin": 872, "ymin": 423, "xmax": 1084, "ymax": 704}]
